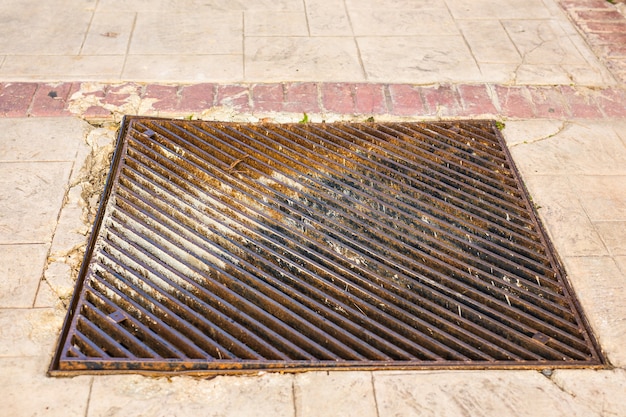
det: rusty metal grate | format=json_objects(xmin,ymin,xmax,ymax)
[{"xmin": 50, "ymin": 117, "xmax": 603, "ymax": 375}]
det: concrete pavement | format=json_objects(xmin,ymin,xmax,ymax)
[
  {"xmin": 1, "ymin": 0, "xmax": 625, "ymax": 416},
  {"xmin": 0, "ymin": 0, "xmax": 624, "ymax": 84}
]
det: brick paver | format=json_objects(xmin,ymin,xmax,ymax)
[
  {"xmin": 0, "ymin": 83, "xmax": 37, "ymax": 117},
  {"xmin": 3, "ymin": 81, "xmax": 624, "ymax": 120},
  {"xmin": 557, "ymin": 0, "xmax": 626, "ymax": 82}
]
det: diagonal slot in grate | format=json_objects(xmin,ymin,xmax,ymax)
[{"xmin": 50, "ymin": 117, "xmax": 604, "ymax": 375}]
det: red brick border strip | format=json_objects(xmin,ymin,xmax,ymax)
[
  {"xmin": 1, "ymin": 82, "xmax": 625, "ymax": 120},
  {"xmin": 556, "ymin": 0, "xmax": 626, "ymax": 82}
]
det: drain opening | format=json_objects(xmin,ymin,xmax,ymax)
[{"xmin": 50, "ymin": 117, "xmax": 603, "ymax": 375}]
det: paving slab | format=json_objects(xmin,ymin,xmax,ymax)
[
  {"xmin": 444, "ymin": 0, "xmax": 553, "ymax": 19},
  {"xmin": 294, "ymin": 372, "xmax": 378, "ymax": 417},
  {"xmin": 305, "ymin": 0, "xmax": 352, "ymax": 36},
  {"xmin": 456, "ymin": 20, "xmax": 521, "ymax": 64},
  {"xmin": 0, "ymin": 0, "xmax": 622, "ymax": 84},
  {"xmin": 616, "ymin": 256, "xmax": 626, "ymax": 278},
  {"xmin": 0, "ymin": 244, "xmax": 49, "ymax": 308},
  {"xmin": 245, "ymin": 37, "xmax": 365, "ymax": 82},
  {"xmin": 0, "ymin": 356, "xmax": 92, "ymax": 417},
  {"xmin": 358, "ymin": 36, "xmax": 482, "ymax": 84},
  {"xmin": 95, "ymin": 0, "xmax": 305, "ymax": 11},
  {"xmin": 87, "ymin": 373, "xmax": 295, "ymax": 417},
  {"xmin": 81, "ymin": 12, "xmax": 135, "ymax": 56},
  {"xmin": 0, "ymin": 162, "xmax": 73, "ymax": 244},
  {"xmin": 573, "ymin": 176, "xmax": 626, "ymax": 221},
  {"xmin": 501, "ymin": 20, "xmax": 590, "ymax": 65},
  {"xmin": 506, "ymin": 122, "xmax": 626, "ymax": 176},
  {"xmin": 518, "ymin": 175, "xmax": 609, "ymax": 258},
  {"xmin": 551, "ymin": 368, "xmax": 626, "ymax": 417},
  {"xmin": 372, "ymin": 370, "xmax": 601, "ymax": 417},
  {"xmin": 349, "ymin": 8, "xmax": 457, "ymax": 36},
  {"xmin": 0, "ymin": 118, "xmax": 91, "ymax": 244},
  {"xmin": 245, "ymin": 11, "xmax": 309, "ymax": 36},
  {"xmin": 124, "ymin": 55, "xmax": 244, "ymax": 84},
  {"xmin": 0, "ymin": 117, "xmax": 90, "ymax": 162},
  {"xmin": 0, "ymin": 56, "xmax": 127, "ymax": 81},
  {"xmin": 129, "ymin": 12, "xmax": 243, "ymax": 55},
  {"xmin": 0, "ymin": 308, "xmax": 63, "ymax": 358},
  {"xmin": 595, "ymin": 222, "xmax": 626, "ymax": 257},
  {"xmin": 563, "ymin": 256, "xmax": 626, "ymax": 367},
  {"xmin": 0, "ymin": 2, "xmax": 93, "ymax": 55}
]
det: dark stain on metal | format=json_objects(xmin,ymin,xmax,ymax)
[{"xmin": 50, "ymin": 117, "xmax": 604, "ymax": 375}]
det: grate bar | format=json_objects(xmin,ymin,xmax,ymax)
[
  {"xmin": 271, "ymin": 124, "xmax": 551, "ymax": 275},
  {"xmin": 219, "ymin": 123, "xmax": 555, "ymax": 288},
  {"xmin": 152, "ymin": 123, "xmax": 580, "ymax": 342},
  {"xmin": 234, "ymin": 124, "xmax": 566, "ymax": 304},
  {"xmin": 121, "ymin": 146, "xmax": 428, "ymax": 360},
  {"xmin": 118, "ymin": 156, "xmax": 445, "ymax": 361},
  {"xmin": 115, "ymin": 187, "xmax": 426, "ymax": 361},
  {"xmin": 88, "ymin": 273, "xmax": 206, "ymax": 359},
  {"xmin": 125, "ymin": 128, "xmax": 493, "ymax": 358},
  {"xmin": 51, "ymin": 118, "xmax": 603, "ymax": 374},
  {"xmin": 336, "ymin": 123, "xmax": 543, "ymax": 244},
  {"xmin": 123, "ymin": 136, "xmax": 530, "ymax": 361},
  {"xmin": 96, "ymin": 250, "xmax": 258, "ymax": 360}
]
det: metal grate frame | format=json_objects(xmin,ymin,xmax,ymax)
[{"xmin": 50, "ymin": 117, "xmax": 604, "ymax": 375}]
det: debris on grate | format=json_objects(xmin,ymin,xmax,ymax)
[{"xmin": 50, "ymin": 117, "xmax": 604, "ymax": 375}]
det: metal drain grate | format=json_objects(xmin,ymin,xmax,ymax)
[{"xmin": 50, "ymin": 117, "xmax": 603, "ymax": 375}]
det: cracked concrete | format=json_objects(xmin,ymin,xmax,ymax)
[
  {"xmin": 503, "ymin": 119, "xmax": 568, "ymax": 146},
  {"xmin": 39, "ymin": 122, "xmax": 116, "ymax": 307}
]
